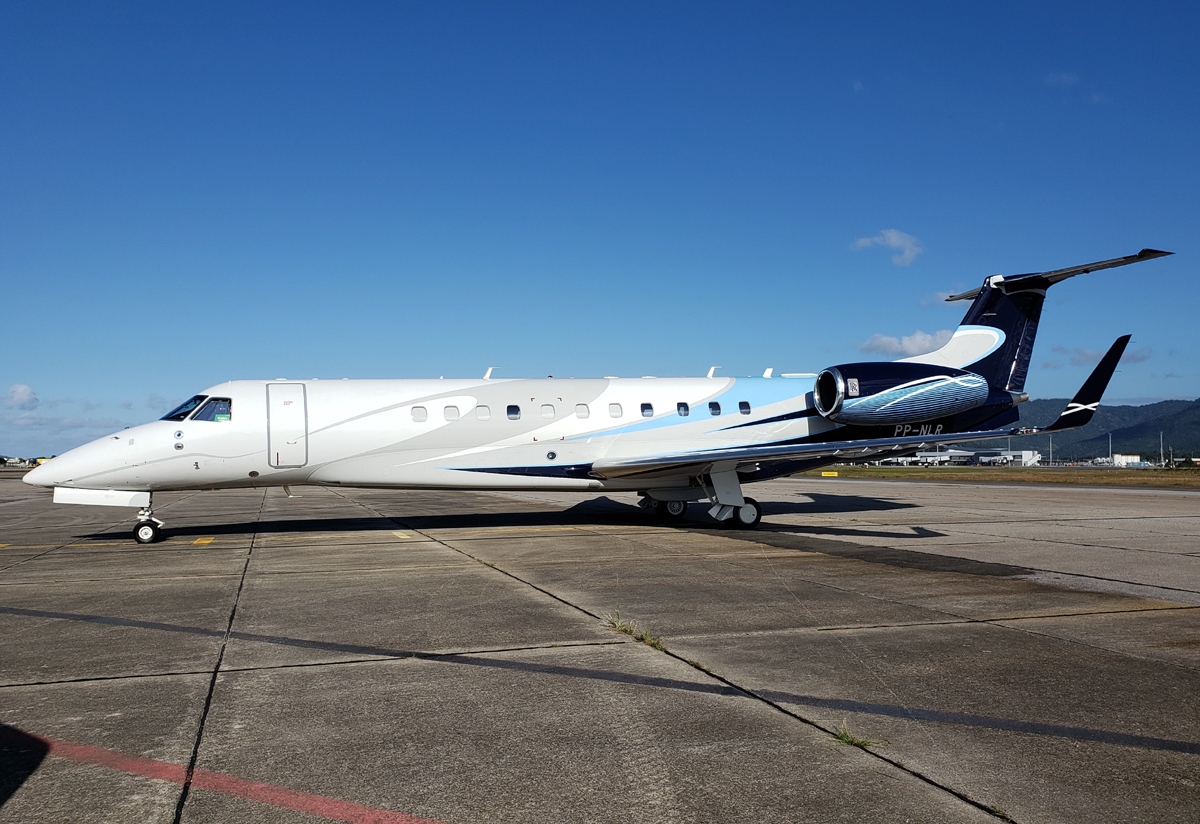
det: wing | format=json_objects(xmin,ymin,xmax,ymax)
[
  {"xmin": 590, "ymin": 426, "xmax": 1015, "ymax": 480},
  {"xmin": 590, "ymin": 335, "xmax": 1132, "ymax": 481}
]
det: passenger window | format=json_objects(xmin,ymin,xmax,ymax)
[
  {"xmin": 609, "ymin": 403, "xmax": 623, "ymax": 418},
  {"xmin": 161, "ymin": 395, "xmax": 207, "ymax": 422},
  {"xmin": 739, "ymin": 401, "xmax": 751, "ymax": 415},
  {"xmin": 541, "ymin": 404, "xmax": 555, "ymax": 419},
  {"xmin": 444, "ymin": 405, "xmax": 459, "ymax": 421},
  {"xmin": 412, "ymin": 406, "xmax": 428, "ymax": 422},
  {"xmin": 476, "ymin": 405, "xmax": 491, "ymax": 420},
  {"xmin": 507, "ymin": 405, "xmax": 521, "ymax": 420},
  {"xmin": 576, "ymin": 403, "xmax": 589, "ymax": 419},
  {"xmin": 677, "ymin": 402, "xmax": 689, "ymax": 417},
  {"xmin": 192, "ymin": 398, "xmax": 232, "ymax": 422},
  {"xmin": 641, "ymin": 403, "xmax": 654, "ymax": 418},
  {"xmin": 709, "ymin": 402, "xmax": 721, "ymax": 416}
]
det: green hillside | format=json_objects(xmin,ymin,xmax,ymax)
[
  {"xmin": 1073, "ymin": 400, "xmax": 1200, "ymax": 458},
  {"xmin": 957, "ymin": 398, "xmax": 1200, "ymax": 460}
]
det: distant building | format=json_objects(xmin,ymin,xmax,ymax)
[
  {"xmin": 878, "ymin": 449, "xmax": 1042, "ymax": 467},
  {"xmin": 1113, "ymin": 454, "xmax": 1142, "ymax": 467}
]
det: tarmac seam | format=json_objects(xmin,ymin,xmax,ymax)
[
  {"xmin": 171, "ymin": 488, "xmax": 266, "ymax": 824},
  {"xmin": 0, "ymin": 491, "xmax": 206, "ymax": 572},
  {"xmin": 327, "ymin": 489, "xmax": 607, "ymax": 621},
  {"xmin": 0, "ymin": 669, "xmax": 215, "ymax": 689},
  {"xmin": 340, "ymin": 490, "xmax": 1017, "ymax": 822},
  {"xmin": 0, "ymin": 641, "xmax": 631, "ymax": 688},
  {"xmin": 986, "ymin": 618, "xmax": 1200, "ymax": 674},
  {"xmin": 659, "ymin": 648, "xmax": 1018, "ymax": 822}
]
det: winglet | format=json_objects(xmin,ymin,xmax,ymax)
[{"xmin": 1041, "ymin": 335, "xmax": 1131, "ymax": 432}]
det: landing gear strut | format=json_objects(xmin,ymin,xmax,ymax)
[{"xmin": 133, "ymin": 504, "xmax": 164, "ymax": 544}]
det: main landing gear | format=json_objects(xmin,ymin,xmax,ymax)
[
  {"xmin": 653, "ymin": 499, "xmax": 689, "ymax": 520},
  {"xmin": 643, "ymin": 470, "xmax": 765, "ymax": 529},
  {"xmin": 133, "ymin": 505, "xmax": 164, "ymax": 544},
  {"xmin": 729, "ymin": 497, "xmax": 762, "ymax": 529}
]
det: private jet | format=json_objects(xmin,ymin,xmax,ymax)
[{"xmin": 24, "ymin": 249, "xmax": 1171, "ymax": 543}]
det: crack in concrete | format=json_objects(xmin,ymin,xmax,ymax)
[
  {"xmin": 171, "ymin": 488, "xmax": 265, "ymax": 824},
  {"xmin": 336, "ymin": 489, "xmax": 1019, "ymax": 822}
]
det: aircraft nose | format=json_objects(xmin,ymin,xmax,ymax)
[
  {"xmin": 22, "ymin": 436, "xmax": 112, "ymax": 488},
  {"xmin": 22, "ymin": 460, "xmax": 58, "ymax": 487}
]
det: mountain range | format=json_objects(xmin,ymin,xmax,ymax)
[{"xmin": 961, "ymin": 398, "xmax": 1200, "ymax": 460}]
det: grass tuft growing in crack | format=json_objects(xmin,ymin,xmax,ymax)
[
  {"xmin": 603, "ymin": 607, "xmax": 666, "ymax": 651},
  {"xmin": 983, "ymin": 803, "xmax": 1014, "ymax": 821},
  {"xmin": 831, "ymin": 718, "xmax": 884, "ymax": 749}
]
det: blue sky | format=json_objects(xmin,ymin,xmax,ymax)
[{"xmin": 3, "ymin": 2, "xmax": 1198, "ymax": 455}]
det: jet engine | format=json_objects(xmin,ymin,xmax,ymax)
[{"xmin": 813, "ymin": 362, "xmax": 990, "ymax": 425}]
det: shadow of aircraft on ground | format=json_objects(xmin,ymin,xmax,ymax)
[
  {"xmin": 0, "ymin": 724, "xmax": 48, "ymax": 807},
  {"xmin": 68, "ymin": 492, "xmax": 1021, "ymax": 577}
]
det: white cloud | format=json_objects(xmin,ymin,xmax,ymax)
[
  {"xmin": 147, "ymin": 394, "xmax": 169, "ymax": 412},
  {"xmin": 860, "ymin": 329, "xmax": 952, "ymax": 357},
  {"xmin": 853, "ymin": 229, "xmax": 922, "ymax": 266},
  {"xmin": 6, "ymin": 414, "xmax": 126, "ymax": 432},
  {"xmin": 920, "ymin": 290, "xmax": 956, "ymax": 306},
  {"xmin": 0, "ymin": 395, "xmax": 157, "ymax": 456},
  {"xmin": 1044, "ymin": 72, "xmax": 1079, "ymax": 88},
  {"xmin": 4, "ymin": 384, "xmax": 39, "ymax": 411},
  {"xmin": 1053, "ymin": 345, "xmax": 1102, "ymax": 367},
  {"xmin": 1051, "ymin": 344, "xmax": 1151, "ymax": 367}
]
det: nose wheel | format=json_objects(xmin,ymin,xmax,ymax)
[{"xmin": 133, "ymin": 506, "xmax": 165, "ymax": 544}]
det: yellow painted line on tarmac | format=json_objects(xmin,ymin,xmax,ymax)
[
  {"xmin": 193, "ymin": 537, "xmax": 215, "ymax": 546},
  {"xmin": 392, "ymin": 531, "xmax": 411, "ymax": 539},
  {"xmin": 0, "ymin": 544, "xmax": 9, "ymax": 548}
]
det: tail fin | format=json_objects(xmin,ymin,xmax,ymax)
[{"xmin": 902, "ymin": 249, "xmax": 1170, "ymax": 392}]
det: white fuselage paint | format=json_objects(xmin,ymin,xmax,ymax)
[{"xmin": 25, "ymin": 376, "xmax": 830, "ymax": 495}]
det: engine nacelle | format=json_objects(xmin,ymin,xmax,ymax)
[{"xmin": 813, "ymin": 362, "xmax": 990, "ymax": 425}]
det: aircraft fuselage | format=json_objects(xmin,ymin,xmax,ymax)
[{"xmin": 27, "ymin": 375, "xmax": 828, "ymax": 495}]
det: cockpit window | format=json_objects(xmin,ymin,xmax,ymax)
[
  {"xmin": 192, "ymin": 398, "xmax": 232, "ymax": 422},
  {"xmin": 161, "ymin": 395, "xmax": 208, "ymax": 421}
]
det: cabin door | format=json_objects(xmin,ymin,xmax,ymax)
[{"xmin": 267, "ymin": 383, "xmax": 308, "ymax": 468}]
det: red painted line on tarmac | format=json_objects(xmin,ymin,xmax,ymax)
[{"xmin": 35, "ymin": 733, "xmax": 443, "ymax": 824}]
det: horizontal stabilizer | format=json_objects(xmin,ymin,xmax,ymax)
[
  {"xmin": 946, "ymin": 249, "xmax": 1172, "ymax": 302},
  {"xmin": 1042, "ymin": 335, "xmax": 1131, "ymax": 433}
]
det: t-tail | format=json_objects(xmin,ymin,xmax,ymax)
[
  {"xmin": 810, "ymin": 249, "xmax": 1170, "ymax": 439},
  {"xmin": 905, "ymin": 248, "xmax": 1171, "ymax": 393}
]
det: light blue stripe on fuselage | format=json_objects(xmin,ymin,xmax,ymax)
[{"xmin": 564, "ymin": 377, "xmax": 814, "ymax": 441}]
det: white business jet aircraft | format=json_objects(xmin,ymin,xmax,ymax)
[{"xmin": 25, "ymin": 249, "xmax": 1171, "ymax": 543}]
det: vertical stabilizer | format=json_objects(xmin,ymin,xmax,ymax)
[{"xmin": 901, "ymin": 249, "xmax": 1171, "ymax": 392}]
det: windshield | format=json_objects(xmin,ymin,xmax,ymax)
[
  {"xmin": 193, "ymin": 398, "xmax": 232, "ymax": 422},
  {"xmin": 160, "ymin": 395, "xmax": 208, "ymax": 421}
]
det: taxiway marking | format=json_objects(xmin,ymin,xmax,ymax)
[{"xmin": 2, "ymin": 727, "xmax": 443, "ymax": 824}]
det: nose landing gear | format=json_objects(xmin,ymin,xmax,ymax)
[{"xmin": 133, "ymin": 506, "xmax": 165, "ymax": 544}]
